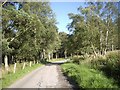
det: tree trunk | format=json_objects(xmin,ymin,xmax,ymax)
[
  {"xmin": 111, "ymin": 39, "xmax": 114, "ymax": 51},
  {"xmin": 37, "ymin": 60, "xmax": 39, "ymax": 64},
  {"xmin": 64, "ymin": 50, "xmax": 67, "ymax": 58},
  {"xmin": 0, "ymin": 68, "xmax": 1, "ymax": 79},
  {"xmin": 91, "ymin": 44, "xmax": 97, "ymax": 56},
  {"xmin": 30, "ymin": 61, "xmax": 32, "ymax": 67},
  {"xmin": 105, "ymin": 30, "xmax": 109, "ymax": 55},
  {"xmin": 13, "ymin": 63, "xmax": 16, "ymax": 73},
  {"xmin": 34, "ymin": 60, "xmax": 35, "ymax": 64},
  {"xmin": 41, "ymin": 52, "xmax": 43, "ymax": 60},
  {"xmin": 43, "ymin": 49, "xmax": 45, "ymax": 59},
  {"xmin": 22, "ymin": 62, "xmax": 26, "ymax": 70},
  {"xmin": 51, "ymin": 53, "xmax": 53, "ymax": 59},
  {"xmin": 48, "ymin": 52, "xmax": 50, "ymax": 60},
  {"xmin": 56, "ymin": 53, "xmax": 57, "ymax": 59},
  {"xmin": 112, "ymin": 44, "xmax": 114, "ymax": 51},
  {"xmin": 12, "ymin": 56, "xmax": 14, "ymax": 64},
  {"xmin": 4, "ymin": 55, "xmax": 9, "ymax": 71},
  {"xmin": 39, "ymin": 51, "xmax": 41, "ymax": 60},
  {"xmin": 85, "ymin": 53, "xmax": 89, "ymax": 57},
  {"xmin": 100, "ymin": 30, "xmax": 103, "ymax": 55},
  {"xmin": 77, "ymin": 53, "xmax": 79, "ymax": 57},
  {"xmin": 71, "ymin": 53, "xmax": 73, "ymax": 58}
]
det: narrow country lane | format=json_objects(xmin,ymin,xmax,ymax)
[{"xmin": 9, "ymin": 60, "xmax": 73, "ymax": 89}]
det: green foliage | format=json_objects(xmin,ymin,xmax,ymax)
[
  {"xmin": 90, "ymin": 55, "xmax": 106, "ymax": 69},
  {"xmin": 58, "ymin": 32, "xmax": 68, "ymax": 57},
  {"xmin": 71, "ymin": 55, "xmax": 84, "ymax": 64},
  {"xmin": 61, "ymin": 63, "xmax": 118, "ymax": 88},
  {"xmin": 106, "ymin": 51, "xmax": 119, "ymax": 62},
  {"xmin": 63, "ymin": 50, "xmax": 120, "ymax": 87},
  {"xmin": 48, "ymin": 58, "xmax": 65, "ymax": 62},
  {"xmin": 89, "ymin": 51, "xmax": 119, "ymax": 70},
  {"xmin": 103, "ymin": 51, "xmax": 120, "ymax": 85},
  {"xmin": 2, "ymin": 42, "xmax": 13, "ymax": 57},
  {"xmin": 2, "ymin": 2, "xmax": 61, "ymax": 63},
  {"xmin": 83, "ymin": 50, "xmax": 120, "ymax": 86},
  {"xmin": 67, "ymin": 2, "xmax": 118, "ymax": 55}
]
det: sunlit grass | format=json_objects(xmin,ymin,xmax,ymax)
[
  {"xmin": 2, "ymin": 63, "xmax": 43, "ymax": 88},
  {"xmin": 0, "ymin": 80, "xmax": 2, "ymax": 90},
  {"xmin": 61, "ymin": 63, "xmax": 118, "ymax": 88}
]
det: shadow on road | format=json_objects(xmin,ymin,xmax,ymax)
[
  {"xmin": 45, "ymin": 60, "xmax": 81, "ymax": 90},
  {"xmin": 62, "ymin": 72, "xmax": 82, "ymax": 90},
  {"xmin": 45, "ymin": 60, "xmax": 69, "ymax": 66},
  {"xmin": 46, "ymin": 62, "xmax": 65, "ymax": 66}
]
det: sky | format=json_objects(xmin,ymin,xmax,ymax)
[{"xmin": 50, "ymin": 2, "xmax": 85, "ymax": 34}]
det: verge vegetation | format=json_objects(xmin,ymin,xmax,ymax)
[
  {"xmin": 61, "ymin": 50, "xmax": 120, "ymax": 88},
  {"xmin": 2, "ymin": 63, "xmax": 43, "ymax": 88}
]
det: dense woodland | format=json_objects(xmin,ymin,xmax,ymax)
[
  {"xmin": 2, "ymin": 2, "xmax": 61, "ymax": 71},
  {"xmin": 1, "ymin": 1, "xmax": 120, "ymax": 88}
]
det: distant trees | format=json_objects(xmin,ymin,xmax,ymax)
[{"xmin": 59, "ymin": 32, "xmax": 68, "ymax": 58}]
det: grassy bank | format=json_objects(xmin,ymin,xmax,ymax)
[
  {"xmin": 61, "ymin": 63, "xmax": 118, "ymax": 88},
  {"xmin": 0, "ymin": 79, "xmax": 1, "ymax": 90},
  {"xmin": 2, "ymin": 63, "xmax": 43, "ymax": 88},
  {"xmin": 61, "ymin": 51, "xmax": 120, "ymax": 88}
]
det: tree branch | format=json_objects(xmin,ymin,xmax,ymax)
[{"xmin": 2, "ymin": 0, "xmax": 8, "ymax": 6}]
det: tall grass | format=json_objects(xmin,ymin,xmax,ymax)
[{"xmin": 62, "ymin": 50, "xmax": 120, "ymax": 88}]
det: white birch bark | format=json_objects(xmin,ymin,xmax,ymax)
[
  {"xmin": 22, "ymin": 62, "xmax": 26, "ymax": 70},
  {"xmin": 64, "ymin": 50, "xmax": 67, "ymax": 58},
  {"xmin": 4, "ymin": 55, "xmax": 9, "ymax": 71},
  {"xmin": 48, "ymin": 52, "xmax": 50, "ymax": 60},
  {"xmin": 105, "ymin": 30, "xmax": 109, "ymax": 55},
  {"xmin": 56, "ymin": 53, "xmax": 57, "ymax": 59},
  {"xmin": 30, "ymin": 61, "xmax": 32, "ymax": 67},
  {"xmin": 13, "ymin": 63, "xmax": 16, "ymax": 73}
]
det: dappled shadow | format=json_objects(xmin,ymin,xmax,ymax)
[
  {"xmin": 62, "ymin": 72, "xmax": 84, "ymax": 90},
  {"xmin": 100, "ymin": 67, "xmax": 120, "ymax": 87},
  {"xmin": 45, "ymin": 60, "xmax": 69, "ymax": 66},
  {"xmin": 45, "ymin": 61, "xmax": 81, "ymax": 90},
  {"xmin": 45, "ymin": 62, "xmax": 65, "ymax": 66}
]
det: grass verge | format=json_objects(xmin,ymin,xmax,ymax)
[
  {"xmin": 61, "ymin": 63, "xmax": 118, "ymax": 88},
  {"xmin": 2, "ymin": 63, "xmax": 43, "ymax": 88}
]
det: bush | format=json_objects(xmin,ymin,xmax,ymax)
[
  {"xmin": 105, "ymin": 50, "xmax": 120, "ymax": 70},
  {"xmin": 71, "ymin": 55, "xmax": 84, "ymax": 64},
  {"xmin": 102, "ymin": 51, "xmax": 120, "ymax": 86},
  {"xmin": 67, "ymin": 50, "xmax": 120, "ymax": 87},
  {"xmin": 61, "ymin": 63, "xmax": 118, "ymax": 88},
  {"xmin": 106, "ymin": 50, "xmax": 119, "ymax": 60},
  {"xmin": 89, "ymin": 50, "xmax": 120, "ymax": 86},
  {"xmin": 88, "ymin": 50, "xmax": 119, "ymax": 70},
  {"xmin": 90, "ymin": 55, "xmax": 106, "ymax": 69}
]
